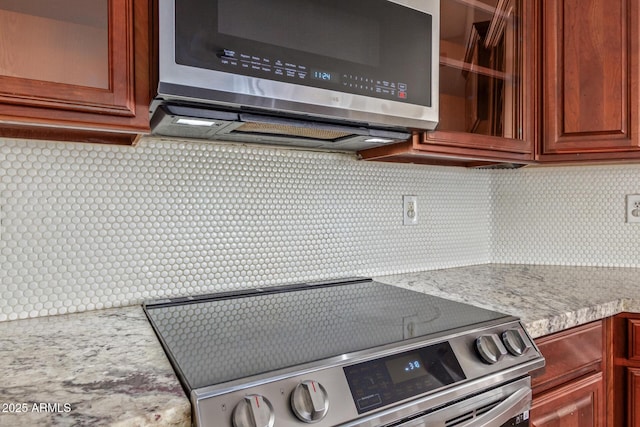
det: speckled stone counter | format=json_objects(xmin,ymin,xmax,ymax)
[
  {"xmin": 376, "ymin": 263, "xmax": 640, "ymax": 338},
  {"xmin": 0, "ymin": 306, "xmax": 190, "ymax": 427},
  {"xmin": 3, "ymin": 264, "xmax": 640, "ymax": 426}
]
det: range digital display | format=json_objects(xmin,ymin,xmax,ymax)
[
  {"xmin": 344, "ymin": 342, "xmax": 466, "ymax": 414},
  {"xmin": 385, "ymin": 354, "xmax": 428, "ymax": 384}
]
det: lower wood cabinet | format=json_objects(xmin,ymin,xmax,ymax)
[
  {"xmin": 530, "ymin": 321, "xmax": 605, "ymax": 427},
  {"xmin": 532, "ymin": 315, "xmax": 640, "ymax": 426}
]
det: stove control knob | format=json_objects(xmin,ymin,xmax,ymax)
[
  {"xmin": 232, "ymin": 394, "xmax": 275, "ymax": 427},
  {"xmin": 502, "ymin": 328, "xmax": 532, "ymax": 356},
  {"xmin": 291, "ymin": 380, "xmax": 329, "ymax": 423},
  {"xmin": 475, "ymin": 334, "xmax": 508, "ymax": 364}
]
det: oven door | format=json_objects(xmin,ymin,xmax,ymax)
[{"xmin": 347, "ymin": 377, "xmax": 532, "ymax": 427}]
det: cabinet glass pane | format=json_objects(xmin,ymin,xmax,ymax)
[
  {"xmin": 0, "ymin": 0, "xmax": 109, "ymax": 89},
  {"xmin": 439, "ymin": 0, "xmax": 521, "ymax": 138}
]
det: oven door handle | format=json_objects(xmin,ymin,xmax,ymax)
[{"xmin": 460, "ymin": 387, "xmax": 531, "ymax": 427}]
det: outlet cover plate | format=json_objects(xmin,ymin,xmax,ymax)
[
  {"xmin": 627, "ymin": 194, "xmax": 640, "ymax": 223},
  {"xmin": 403, "ymin": 195, "xmax": 418, "ymax": 226}
]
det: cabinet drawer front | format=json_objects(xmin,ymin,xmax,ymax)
[{"xmin": 532, "ymin": 321, "xmax": 603, "ymax": 394}]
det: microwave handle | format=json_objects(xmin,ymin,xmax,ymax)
[{"xmin": 461, "ymin": 387, "xmax": 531, "ymax": 427}]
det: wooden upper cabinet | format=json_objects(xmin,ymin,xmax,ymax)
[
  {"xmin": 540, "ymin": 0, "xmax": 640, "ymax": 161},
  {"xmin": 0, "ymin": 0, "xmax": 152, "ymax": 144},
  {"xmin": 360, "ymin": 0, "xmax": 537, "ymax": 166},
  {"xmin": 424, "ymin": 0, "xmax": 536, "ymax": 160}
]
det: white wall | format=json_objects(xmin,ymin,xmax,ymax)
[{"xmin": 0, "ymin": 137, "xmax": 491, "ymax": 321}]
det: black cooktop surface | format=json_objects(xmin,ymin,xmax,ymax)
[{"xmin": 144, "ymin": 278, "xmax": 508, "ymax": 391}]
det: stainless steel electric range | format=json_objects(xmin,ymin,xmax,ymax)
[{"xmin": 144, "ymin": 278, "xmax": 545, "ymax": 427}]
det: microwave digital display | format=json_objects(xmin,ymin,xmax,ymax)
[{"xmin": 311, "ymin": 69, "xmax": 340, "ymax": 84}]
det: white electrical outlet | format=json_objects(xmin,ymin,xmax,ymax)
[
  {"xmin": 403, "ymin": 195, "xmax": 418, "ymax": 226},
  {"xmin": 626, "ymin": 194, "xmax": 640, "ymax": 223}
]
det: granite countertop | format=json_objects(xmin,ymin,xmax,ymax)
[
  {"xmin": 0, "ymin": 307, "xmax": 191, "ymax": 427},
  {"xmin": 2, "ymin": 263, "xmax": 640, "ymax": 426},
  {"xmin": 376, "ymin": 263, "xmax": 640, "ymax": 338}
]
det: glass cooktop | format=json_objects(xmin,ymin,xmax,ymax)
[{"xmin": 143, "ymin": 278, "xmax": 509, "ymax": 391}]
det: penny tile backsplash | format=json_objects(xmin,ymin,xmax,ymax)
[
  {"xmin": 490, "ymin": 164, "xmax": 640, "ymax": 267},
  {"xmin": 3, "ymin": 137, "xmax": 640, "ymax": 321},
  {"xmin": 0, "ymin": 137, "xmax": 491, "ymax": 321}
]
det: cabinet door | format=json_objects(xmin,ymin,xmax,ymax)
[
  {"xmin": 0, "ymin": 0, "xmax": 151, "ymax": 143},
  {"xmin": 530, "ymin": 372, "xmax": 604, "ymax": 427},
  {"xmin": 359, "ymin": 0, "xmax": 537, "ymax": 166},
  {"xmin": 419, "ymin": 0, "xmax": 536, "ymax": 162},
  {"xmin": 606, "ymin": 314, "xmax": 640, "ymax": 427},
  {"xmin": 629, "ymin": 368, "xmax": 640, "ymax": 427},
  {"xmin": 540, "ymin": 0, "xmax": 640, "ymax": 160}
]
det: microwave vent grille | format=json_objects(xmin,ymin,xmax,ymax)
[{"xmin": 235, "ymin": 121, "xmax": 353, "ymax": 141}]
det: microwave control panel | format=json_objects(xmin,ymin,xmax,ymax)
[{"xmin": 217, "ymin": 49, "xmax": 410, "ymax": 102}]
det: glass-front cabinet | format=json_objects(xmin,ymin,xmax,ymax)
[
  {"xmin": 360, "ymin": 0, "xmax": 536, "ymax": 166},
  {"xmin": 0, "ymin": 0, "xmax": 151, "ymax": 144},
  {"xmin": 439, "ymin": 0, "xmax": 521, "ymax": 138}
]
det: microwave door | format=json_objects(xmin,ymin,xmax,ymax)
[{"xmin": 157, "ymin": 0, "xmax": 439, "ymax": 131}]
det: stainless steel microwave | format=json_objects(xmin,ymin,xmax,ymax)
[{"xmin": 151, "ymin": 0, "xmax": 440, "ymax": 151}]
